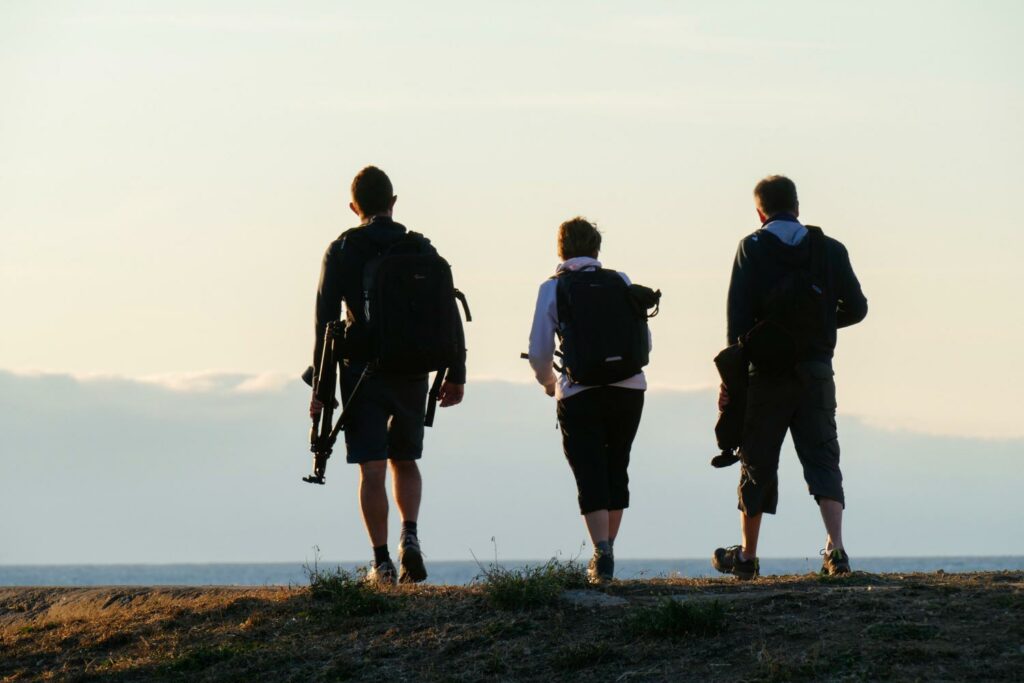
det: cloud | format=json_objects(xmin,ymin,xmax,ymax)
[
  {"xmin": 233, "ymin": 372, "xmax": 295, "ymax": 394},
  {"xmin": 550, "ymin": 13, "xmax": 836, "ymax": 54},
  {"xmin": 60, "ymin": 10, "xmax": 366, "ymax": 36},
  {"xmin": 5, "ymin": 368, "xmax": 295, "ymax": 396},
  {"xmin": 1, "ymin": 368, "xmax": 1020, "ymax": 564},
  {"xmin": 137, "ymin": 371, "xmax": 242, "ymax": 393}
]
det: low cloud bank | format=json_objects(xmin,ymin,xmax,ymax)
[{"xmin": 0, "ymin": 370, "xmax": 1020, "ymax": 565}]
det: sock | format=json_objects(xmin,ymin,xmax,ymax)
[
  {"xmin": 373, "ymin": 544, "xmax": 391, "ymax": 565},
  {"xmin": 401, "ymin": 521, "xmax": 418, "ymax": 538},
  {"xmin": 596, "ymin": 540, "xmax": 612, "ymax": 555}
]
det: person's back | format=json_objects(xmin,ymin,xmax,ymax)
[
  {"xmin": 317, "ymin": 216, "xmax": 464, "ymax": 376},
  {"xmin": 726, "ymin": 212, "xmax": 867, "ymax": 362},
  {"xmin": 309, "ymin": 166, "xmax": 466, "ymax": 586},
  {"xmin": 527, "ymin": 217, "xmax": 657, "ymax": 583},
  {"xmin": 316, "ymin": 215, "xmax": 435, "ymax": 361},
  {"xmin": 713, "ymin": 175, "xmax": 867, "ymax": 581}
]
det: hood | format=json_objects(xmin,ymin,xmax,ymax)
[
  {"xmin": 754, "ymin": 222, "xmax": 812, "ymax": 267},
  {"xmin": 355, "ymin": 216, "xmax": 408, "ymax": 248},
  {"xmin": 763, "ymin": 219, "xmax": 807, "ymax": 246},
  {"xmin": 556, "ymin": 256, "xmax": 602, "ymax": 273}
]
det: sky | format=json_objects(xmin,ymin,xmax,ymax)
[
  {"xmin": 2, "ymin": 2, "xmax": 1022, "ymax": 439},
  {"xmin": 0, "ymin": 2, "xmax": 1022, "ymax": 565}
]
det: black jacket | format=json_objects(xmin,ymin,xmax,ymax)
[
  {"xmin": 727, "ymin": 224, "xmax": 867, "ymax": 363},
  {"xmin": 313, "ymin": 216, "xmax": 467, "ymax": 383}
]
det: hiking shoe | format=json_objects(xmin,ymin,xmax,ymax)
[
  {"xmin": 398, "ymin": 534, "xmax": 427, "ymax": 584},
  {"xmin": 712, "ymin": 545, "xmax": 759, "ymax": 580},
  {"xmin": 821, "ymin": 548, "xmax": 851, "ymax": 576},
  {"xmin": 587, "ymin": 547, "xmax": 614, "ymax": 584},
  {"xmin": 364, "ymin": 559, "xmax": 398, "ymax": 587}
]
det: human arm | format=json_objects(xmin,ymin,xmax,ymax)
[
  {"xmin": 310, "ymin": 240, "xmax": 345, "ymax": 416},
  {"xmin": 833, "ymin": 243, "xmax": 868, "ymax": 328},
  {"xmin": 444, "ymin": 307, "xmax": 467, "ymax": 385},
  {"xmin": 527, "ymin": 280, "xmax": 559, "ymax": 395},
  {"xmin": 726, "ymin": 239, "xmax": 755, "ymax": 345},
  {"xmin": 437, "ymin": 381, "xmax": 464, "ymax": 406},
  {"xmin": 438, "ymin": 313, "xmax": 467, "ymax": 406}
]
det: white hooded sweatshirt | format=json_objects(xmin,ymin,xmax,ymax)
[{"xmin": 527, "ymin": 256, "xmax": 651, "ymax": 400}]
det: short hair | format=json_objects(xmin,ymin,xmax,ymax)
[
  {"xmin": 558, "ymin": 217, "xmax": 602, "ymax": 260},
  {"xmin": 350, "ymin": 166, "xmax": 394, "ymax": 216},
  {"xmin": 753, "ymin": 175, "xmax": 799, "ymax": 217}
]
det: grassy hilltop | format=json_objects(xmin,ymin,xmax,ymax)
[{"xmin": 1, "ymin": 567, "xmax": 1021, "ymax": 682}]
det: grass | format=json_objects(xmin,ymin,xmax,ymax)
[
  {"xmin": 815, "ymin": 571, "xmax": 883, "ymax": 586},
  {"xmin": 550, "ymin": 641, "xmax": 614, "ymax": 671},
  {"xmin": 305, "ymin": 564, "xmax": 401, "ymax": 619},
  {"xmin": 2, "ymin": 571, "xmax": 1021, "ymax": 682},
  {"xmin": 754, "ymin": 642, "xmax": 826, "ymax": 683},
  {"xmin": 162, "ymin": 644, "xmax": 247, "ymax": 673},
  {"xmin": 474, "ymin": 558, "xmax": 589, "ymax": 610},
  {"xmin": 863, "ymin": 621, "xmax": 940, "ymax": 641},
  {"xmin": 625, "ymin": 598, "xmax": 727, "ymax": 638}
]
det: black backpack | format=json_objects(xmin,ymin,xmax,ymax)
[
  {"xmin": 361, "ymin": 233, "xmax": 469, "ymax": 375},
  {"xmin": 743, "ymin": 225, "xmax": 828, "ymax": 372},
  {"xmin": 554, "ymin": 268, "xmax": 659, "ymax": 386}
]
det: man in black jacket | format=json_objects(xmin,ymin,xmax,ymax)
[
  {"xmin": 713, "ymin": 175, "xmax": 867, "ymax": 579},
  {"xmin": 310, "ymin": 166, "xmax": 466, "ymax": 585}
]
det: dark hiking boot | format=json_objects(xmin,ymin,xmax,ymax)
[
  {"xmin": 821, "ymin": 548, "xmax": 851, "ymax": 576},
  {"xmin": 587, "ymin": 547, "xmax": 615, "ymax": 584},
  {"xmin": 398, "ymin": 534, "xmax": 428, "ymax": 584},
  {"xmin": 712, "ymin": 545, "xmax": 759, "ymax": 580},
  {"xmin": 364, "ymin": 559, "xmax": 398, "ymax": 587}
]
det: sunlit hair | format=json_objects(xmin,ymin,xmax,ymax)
[
  {"xmin": 558, "ymin": 217, "xmax": 602, "ymax": 261},
  {"xmin": 754, "ymin": 175, "xmax": 799, "ymax": 217},
  {"xmin": 351, "ymin": 166, "xmax": 394, "ymax": 217}
]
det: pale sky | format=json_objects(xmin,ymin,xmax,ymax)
[{"xmin": 2, "ymin": 1, "xmax": 1022, "ymax": 438}]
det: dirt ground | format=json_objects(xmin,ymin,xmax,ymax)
[{"xmin": 1, "ymin": 571, "xmax": 1022, "ymax": 682}]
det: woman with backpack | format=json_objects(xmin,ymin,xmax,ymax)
[{"xmin": 527, "ymin": 217, "xmax": 654, "ymax": 583}]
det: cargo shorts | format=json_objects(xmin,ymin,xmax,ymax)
[
  {"xmin": 339, "ymin": 364, "xmax": 429, "ymax": 464},
  {"xmin": 737, "ymin": 361, "xmax": 844, "ymax": 516}
]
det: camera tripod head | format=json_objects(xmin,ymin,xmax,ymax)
[{"xmin": 302, "ymin": 448, "xmax": 329, "ymax": 485}]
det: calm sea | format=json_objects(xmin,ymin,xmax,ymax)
[{"xmin": 1, "ymin": 557, "xmax": 1021, "ymax": 587}]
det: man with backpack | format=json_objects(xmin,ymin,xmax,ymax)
[
  {"xmin": 309, "ymin": 166, "xmax": 467, "ymax": 586},
  {"xmin": 527, "ymin": 217, "xmax": 658, "ymax": 583},
  {"xmin": 713, "ymin": 175, "xmax": 867, "ymax": 580}
]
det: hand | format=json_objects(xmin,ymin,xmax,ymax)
[
  {"xmin": 717, "ymin": 383, "xmax": 729, "ymax": 412},
  {"xmin": 544, "ymin": 383, "xmax": 556, "ymax": 397},
  {"xmin": 310, "ymin": 394, "xmax": 324, "ymax": 419},
  {"xmin": 438, "ymin": 381, "xmax": 464, "ymax": 407}
]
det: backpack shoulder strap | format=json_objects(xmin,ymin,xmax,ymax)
[
  {"xmin": 804, "ymin": 225, "xmax": 827, "ymax": 282},
  {"xmin": 399, "ymin": 230, "xmax": 435, "ymax": 255}
]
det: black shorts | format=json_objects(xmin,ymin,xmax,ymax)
[
  {"xmin": 557, "ymin": 387, "xmax": 645, "ymax": 514},
  {"xmin": 339, "ymin": 365, "xmax": 429, "ymax": 465},
  {"xmin": 738, "ymin": 361, "xmax": 844, "ymax": 516}
]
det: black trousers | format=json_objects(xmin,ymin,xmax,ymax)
[
  {"xmin": 738, "ymin": 361, "xmax": 844, "ymax": 516},
  {"xmin": 557, "ymin": 387, "xmax": 645, "ymax": 514}
]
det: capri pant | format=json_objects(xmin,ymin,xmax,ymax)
[{"xmin": 557, "ymin": 386, "xmax": 645, "ymax": 514}]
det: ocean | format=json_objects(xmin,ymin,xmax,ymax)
[{"xmin": 1, "ymin": 557, "xmax": 1021, "ymax": 587}]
